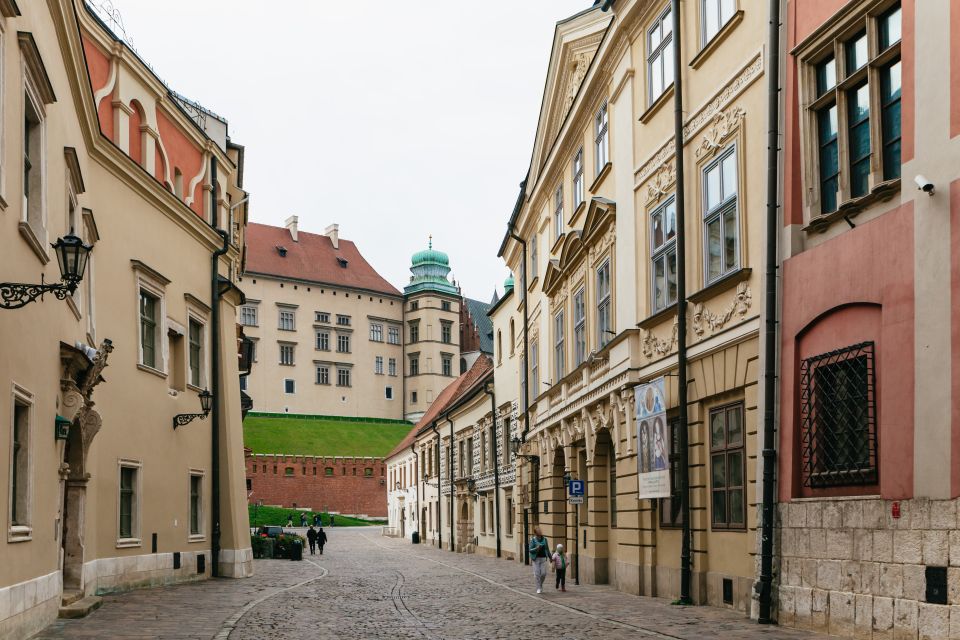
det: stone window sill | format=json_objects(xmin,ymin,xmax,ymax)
[
  {"xmin": 8, "ymin": 525, "xmax": 32, "ymax": 543},
  {"xmin": 590, "ymin": 163, "xmax": 613, "ymax": 193},
  {"xmin": 18, "ymin": 221, "xmax": 50, "ymax": 265},
  {"xmin": 690, "ymin": 11, "xmax": 745, "ymax": 70},
  {"xmin": 637, "ymin": 303, "xmax": 677, "ymax": 331},
  {"xmin": 688, "ymin": 267, "xmax": 752, "ymax": 304},
  {"xmin": 137, "ymin": 363, "xmax": 167, "ymax": 379},
  {"xmin": 188, "ymin": 534, "xmax": 206, "ymax": 543},
  {"xmin": 116, "ymin": 538, "xmax": 142, "ymax": 549},
  {"xmin": 639, "ymin": 86, "xmax": 674, "ymax": 124}
]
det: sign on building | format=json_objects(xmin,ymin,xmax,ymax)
[
  {"xmin": 568, "ymin": 479, "xmax": 584, "ymax": 504},
  {"xmin": 635, "ymin": 377, "xmax": 670, "ymax": 499}
]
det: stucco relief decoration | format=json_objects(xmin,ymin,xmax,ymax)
[
  {"xmin": 645, "ymin": 163, "xmax": 676, "ymax": 206},
  {"xmin": 562, "ymin": 52, "xmax": 592, "ymax": 118},
  {"xmin": 695, "ymin": 107, "xmax": 745, "ymax": 160},
  {"xmin": 641, "ymin": 319, "xmax": 679, "ymax": 359},
  {"xmin": 692, "ymin": 282, "xmax": 752, "ymax": 337}
]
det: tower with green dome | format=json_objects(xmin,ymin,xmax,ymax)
[{"xmin": 404, "ymin": 236, "xmax": 460, "ymax": 296}]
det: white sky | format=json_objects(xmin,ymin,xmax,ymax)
[{"xmin": 110, "ymin": 0, "xmax": 592, "ymax": 301}]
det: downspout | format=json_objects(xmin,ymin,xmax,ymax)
[
  {"xmin": 448, "ymin": 417, "xmax": 455, "ymax": 552},
  {"xmin": 209, "ymin": 157, "xmax": 228, "ymax": 579},
  {"xmin": 430, "ymin": 424, "xmax": 442, "ymax": 550},
  {"xmin": 671, "ymin": 0, "xmax": 692, "ymax": 605},
  {"xmin": 411, "ymin": 443, "xmax": 420, "ymax": 542},
  {"xmin": 484, "ymin": 383, "xmax": 502, "ymax": 558},
  {"xmin": 509, "ymin": 230, "xmax": 530, "ymax": 442},
  {"xmin": 758, "ymin": 0, "xmax": 782, "ymax": 624}
]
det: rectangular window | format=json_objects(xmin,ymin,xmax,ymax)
[
  {"xmin": 553, "ymin": 184, "xmax": 563, "ymax": 242},
  {"xmin": 139, "ymin": 290, "xmax": 159, "ymax": 369},
  {"xmin": 315, "ymin": 311, "xmax": 330, "ymax": 324},
  {"xmin": 441, "ymin": 321, "xmax": 453, "ymax": 344},
  {"xmin": 530, "ymin": 234, "xmax": 538, "ymax": 281},
  {"xmin": 554, "ymin": 310, "xmax": 565, "ymax": 383},
  {"xmin": 506, "ymin": 496, "xmax": 514, "ymax": 535},
  {"xmin": 703, "ymin": 146, "xmax": 739, "ymax": 283},
  {"xmin": 240, "ymin": 306, "xmax": 258, "ymax": 326},
  {"xmin": 647, "ymin": 8, "xmax": 674, "ymax": 105},
  {"xmin": 388, "ymin": 326, "xmax": 401, "ymax": 345},
  {"xmin": 337, "ymin": 334, "xmax": 351, "ymax": 353},
  {"xmin": 651, "ymin": 197, "xmax": 678, "ymax": 312},
  {"xmin": 441, "ymin": 300, "xmax": 451, "ymax": 312},
  {"xmin": 370, "ymin": 323, "xmax": 383, "ymax": 342},
  {"xmin": 596, "ymin": 261, "xmax": 612, "ymax": 346},
  {"xmin": 316, "ymin": 366, "xmax": 329, "ymax": 385},
  {"xmin": 442, "ymin": 355, "xmax": 452, "ymax": 377},
  {"xmin": 385, "ymin": 386, "xmax": 393, "ymax": 400},
  {"xmin": 189, "ymin": 474, "xmax": 202, "ymax": 536},
  {"xmin": 375, "ymin": 356, "xmax": 384, "ymax": 375},
  {"xmin": 409, "ymin": 356, "xmax": 419, "ymax": 376},
  {"xmin": 573, "ymin": 288, "xmax": 586, "ymax": 367},
  {"xmin": 9, "ymin": 391, "xmax": 32, "ymax": 530},
  {"xmin": 410, "ymin": 301, "xmax": 419, "ymax": 311},
  {"xmin": 573, "ymin": 148, "xmax": 584, "ymax": 210},
  {"xmin": 337, "ymin": 368, "xmax": 351, "ymax": 387},
  {"xmin": 880, "ymin": 60, "xmax": 901, "ymax": 181},
  {"xmin": 316, "ymin": 330, "xmax": 330, "ymax": 351},
  {"xmin": 710, "ymin": 403, "xmax": 745, "ymax": 529},
  {"xmin": 284, "ymin": 379, "xmax": 296, "ymax": 394},
  {"xmin": 530, "ymin": 341, "xmax": 539, "ymax": 392},
  {"xmin": 336, "ymin": 314, "xmax": 351, "ymax": 326},
  {"xmin": 279, "ymin": 344, "xmax": 295, "ymax": 366},
  {"xmin": 188, "ymin": 319, "xmax": 203, "ymax": 388},
  {"xmin": 595, "ymin": 102, "xmax": 609, "ymax": 173},
  {"xmin": 847, "ymin": 82, "xmax": 871, "ymax": 198},
  {"xmin": 118, "ymin": 464, "xmax": 139, "ymax": 540},
  {"xmin": 388, "ymin": 357, "xmax": 397, "ymax": 376},
  {"xmin": 279, "ymin": 310, "xmax": 295, "ymax": 331},
  {"xmin": 800, "ymin": 342, "xmax": 877, "ymax": 488},
  {"xmin": 701, "ymin": 0, "xmax": 736, "ymax": 45},
  {"xmin": 411, "ymin": 391, "xmax": 418, "ymax": 404},
  {"xmin": 660, "ymin": 417, "xmax": 684, "ymax": 528},
  {"xmin": 23, "ymin": 89, "xmax": 44, "ymax": 243},
  {"xmin": 409, "ymin": 322, "xmax": 419, "ymax": 343},
  {"xmin": 817, "ymin": 101, "xmax": 840, "ymax": 214}
]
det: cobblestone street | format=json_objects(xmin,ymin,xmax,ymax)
[{"xmin": 31, "ymin": 527, "xmax": 835, "ymax": 640}]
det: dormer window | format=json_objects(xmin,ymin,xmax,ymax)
[
  {"xmin": 276, "ymin": 245, "xmax": 287, "ymax": 257},
  {"xmin": 337, "ymin": 257, "xmax": 348, "ymax": 268}
]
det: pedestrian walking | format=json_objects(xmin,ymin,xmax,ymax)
[
  {"xmin": 528, "ymin": 527, "xmax": 551, "ymax": 594},
  {"xmin": 329, "ymin": 514, "xmax": 335, "ymax": 527},
  {"xmin": 552, "ymin": 543, "xmax": 568, "ymax": 592},
  {"xmin": 300, "ymin": 512, "xmax": 307, "ymax": 527},
  {"xmin": 286, "ymin": 513, "xmax": 294, "ymax": 527},
  {"xmin": 317, "ymin": 526, "xmax": 328, "ymax": 555},
  {"xmin": 313, "ymin": 513, "xmax": 321, "ymax": 526},
  {"xmin": 306, "ymin": 525, "xmax": 318, "ymax": 555}
]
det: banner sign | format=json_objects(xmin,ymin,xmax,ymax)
[{"xmin": 635, "ymin": 377, "xmax": 670, "ymax": 499}]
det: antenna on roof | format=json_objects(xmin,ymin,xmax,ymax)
[{"xmin": 428, "ymin": 234, "xmax": 432, "ymax": 250}]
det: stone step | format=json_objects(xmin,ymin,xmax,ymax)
[
  {"xmin": 58, "ymin": 595, "xmax": 102, "ymax": 619},
  {"xmin": 60, "ymin": 589, "xmax": 84, "ymax": 606}
]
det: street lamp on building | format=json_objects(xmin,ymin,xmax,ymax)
[
  {"xmin": 172, "ymin": 389, "xmax": 213, "ymax": 429},
  {"xmin": 1, "ymin": 234, "xmax": 93, "ymax": 309}
]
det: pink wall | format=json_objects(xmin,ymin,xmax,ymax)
[
  {"xmin": 156, "ymin": 109, "xmax": 204, "ymax": 216},
  {"xmin": 128, "ymin": 100, "xmax": 143, "ymax": 166},
  {"xmin": 81, "ymin": 35, "xmax": 114, "ymax": 142}
]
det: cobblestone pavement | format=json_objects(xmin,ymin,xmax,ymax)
[{"xmin": 35, "ymin": 527, "xmax": 834, "ymax": 640}]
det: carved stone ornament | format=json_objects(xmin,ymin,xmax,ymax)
[
  {"xmin": 695, "ymin": 107, "xmax": 745, "ymax": 160},
  {"xmin": 562, "ymin": 52, "xmax": 593, "ymax": 118},
  {"xmin": 692, "ymin": 282, "xmax": 753, "ymax": 337},
  {"xmin": 641, "ymin": 318, "xmax": 679, "ymax": 359},
  {"xmin": 646, "ymin": 163, "xmax": 677, "ymax": 206}
]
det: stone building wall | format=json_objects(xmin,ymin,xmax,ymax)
[
  {"xmin": 246, "ymin": 454, "xmax": 387, "ymax": 517},
  {"xmin": 777, "ymin": 497, "xmax": 959, "ymax": 639}
]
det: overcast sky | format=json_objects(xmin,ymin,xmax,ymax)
[{"xmin": 108, "ymin": 0, "xmax": 592, "ymax": 301}]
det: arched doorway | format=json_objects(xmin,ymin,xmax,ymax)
[{"xmin": 550, "ymin": 448, "xmax": 567, "ymax": 554}]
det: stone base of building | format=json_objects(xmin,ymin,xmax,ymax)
[
  {"xmin": 0, "ymin": 571, "xmax": 61, "ymax": 640},
  {"xmin": 777, "ymin": 497, "xmax": 960, "ymax": 639},
  {"xmin": 219, "ymin": 547, "xmax": 254, "ymax": 578},
  {"xmin": 82, "ymin": 550, "xmax": 212, "ymax": 596}
]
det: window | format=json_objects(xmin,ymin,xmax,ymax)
[
  {"xmin": 530, "ymin": 234, "xmax": 538, "ymax": 281},
  {"xmin": 118, "ymin": 464, "xmax": 139, "ymax": 541},
  {"xmin": 284, "ymin": 379, "xmax": 296, "ymax": 394},
  {"xmin": 660, "ymin": 417, "xmax": 684, "ymax": 527},
  {"xmin": 316, "ymin": 330, "xmax": 330, "ymax": 351},
  {"xmin": 530, "ymin": 341, "xmax": 539, "ymax": 393},
  {"xmin": 316, "ymin": 366, "xmax": 329, "ymax": 385},
  {"xmin": 597, "ymin": 261, "xmax": 612, "ymax": 346},
  {"xmin": 497, "ymin": 330, "xmax": 502, "ymax": 363},
  {"xmin": 506, "ymin": 496, "xmax": 514, "ymax": 535},
  {"xmin": 554, "ymin": 310, "xmax": 565, "ymax": 383},
  {"xmin": 375, "ymin": 356, "xmax": 384, "ymax": 375},
  {"xmin": 442, "ymin": 355, "xmax": 452, "ymax": 377},
  {"xmin": 647, "ymin": 8, "xmax": 674, "ymax": 105},
  {"xmin": 441, "ymin": 321, "xmax": 452, "ymax": 344},
  {"xmin": 388, "ymin": 326, "xmax": 401, "ymax": 345},
  {"xmin": 365, "ymin": 468, "xmax": 373, "ymax": 477},
  {"xmin": 701, "ymin": 0, "xmax": 736, "ymax": 45},
  {"xmin": 385, "ymin": 386, "xmax": 394, "ymax": 400},
  {"xmin": 702, "ymin": 146, "xmax": 739, "ymax": 283},
  {"xmin": 595, "ymin": 102, "xmax": 609, "ymax": 173},
  {"xmin": 336, "ymin": 314, "xmax": 351, "ymax": 326},
  {"xmin": 651, "ymin": 197, "xmax": 678, "ymax": 312},
  {"xmin": 410, "ymin": 301, "xmax": 419, "ymax": 311},
  {"xmin": 370, "ymin": 323, "xmax": 383, "ymax": 342},
  {"xmin": 409, "ymin": 355, "xmax": 419, "ymax": 376},
  {"xmin": 573, "ymin": 148, "xmax": 584, "ymax": 210},
  {"xmin": 188, "ymin": 319, "xmax": 203, "ymax": 388},
  {"xmin": 325, "ymin": 467, "xmax": 334, "ymax": 477},
  {"xmin": 441, "ymin": 300, "xmax": 451, "ymax": 312},
  {"xmin": 9, "ymin": 389, "xmax": 32, "ymax": 533},
  {"xmin": 553, "ymin": 184, "xmax": 563, "ymax": 242},
  {"xmin": 240, "ymin": 306, "xmax": 258, "ymax": 326},
  {"xmin": 800, "ymin": 342, "xmax": 877, "ymax": 488},
  {"xmin": 189, "ymin": 474, "xmax": 202, "ymax": 536},
  {"xmin": 22, "ymin": 86, "xmax": 45, "ymax": 248},
  {"xmin": 573, "ymin": 288, "xmax": 586, "ymax": 367},
  {"xmin": 279, "ymin": 310, "xmax": 295, "ymax": 331},
  {"xmin": 808, "ymin": 3, "xmax": 901, "ymax": 215},
  {"xmin": 337, "ymin": 368, "xmax": 351, "ymax": 387},
  {"xmin": 139, "ymin": 290, "xmax": 159, "ymax": 369},
  {"xmin": 409, "ymin": 322, "xmax": 419, "ymax": 343},
  {"xmin": 337, "ymin": 334, "xmax": 351, "ymax": 353},
  {"xmin": 411, "ymin": 391, "xmax": 418, "ymax": 404},
  {"xmin": 710, "ymin": 403, "xmax": 745, "ymax": 528},
  {"xmin": 315, "ymin": 312, "xmax": 330, "ymax": 323},
  {"xmin": 279, "ymin": 344, "xmax": 295, "ymax": 366}
]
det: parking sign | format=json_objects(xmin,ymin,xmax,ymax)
[{"xmin": 568, "ymin": 479, "xmax": 585, "ymax": 497}]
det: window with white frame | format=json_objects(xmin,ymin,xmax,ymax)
[
  {"xmin": 702, "ymin": 146, "xmax": 739, "ymax": 283},
  {"xmin": 595, "ymin": 102, "xmax": 609, "ymax": 173},
  {"xmin": 385, "ymin": 386, "xmax": 394, "ymax": 400},
  {"xmin": 388, "ymin": 326, "xmax": 400, "ymax": 345},
  {"xmin": 409, "ymin": 321, "xmax": 419, "ymax": 343},
  {"xmin": 240, "ymin": 305, "xmax": 258, "ymax": 326},
  {"xmin": 139, "ymin": 289, "xmax": 160, "ymax": 369},
  {"xmin": 701, "ymin": 0, "xmax": 736, "ymax": 45},
  {"xmin": 530, "ymin": 340, "xmax": 539, "ymax": 392},
  {"xmin": 651, "ymin": 197, "xmax": 678, "ymax": 312},
  {"xmin": 284, "ymin": 379, "xmax": 295, "ymax": 394},
  {"xmin": 337, "ymin": 334, "xmax": 351, "ymax": 353},
  {"xmin": 279, "ymin": 309, "xmax": 295, "ymax": 331},
  {"xmin": 553, "ymin": 184, "xmax": 563, "ymax": 242},
  {"xmin": 279, "ymin": 343, "xmax": 295, "ymax": 366},
  {"xmin": 337, "ymin": 367, "xmax": 351, "ymax": 387},
  {"xmin": 530, "ymin": 234, "xmax": 538, "ymax": 281},
  {"xmin": 316, "ymin": 330, "xmax": 330, "ymax": 351},
  {"xmin": 375, "ymin": 356, "xmax": 384, "ymax": 375},
  {"xmin": 189, "ymin": 473, "xmax": 203, "ymax": 537},
  {"xmin": 573, "ymin": 148, "xmax": 584, "ymax": 209},
  {"xmin": 388, "ymin": 357, "xmax": 397, "ymax": 376},
  {"xmin": 316, "ymin": 365, "xmax": 330, "ymax": 385},
  {"xmin": 647, "ymin": 7, "xmax": 674, "ymax": 105},
  {"xmin": 336, "ymin": 314, "xmax": 351, "ymax": 326},
  {"xmin": 441, "ymin": 321, "xmax": 453, "ymax": 344},
  {"xmin": 409, "ymin": 355, "xmax": 419, "ymax": 376},
  {"xmin": 573, "ymin": 288, "xmax": 586, "ymax": 367},
  {"xmin": 554, "ymin": 310, "xmax": 565, "ymax": 383},
  {"xmin": 9, "ymin": 386, "xmax": 33, "ymax": 536},
  {"xmin": 22, "ymin": 84, "xmax": 45, "ymax": 250},
  {"xmin": 315, "ymin": 311, "xmax": 330, "ymax": 324},
  {"xmin": 370, "ymin": 323, "xmax": 383, "ymax": 342},
  {"xmin": 118, "ymin": 462, "xmax": 140, "ymax": 542},
  {"xmin": 597, "ymin": 261, "xmax": 612, "ymax": 347},
  {"xmin": 188, "ymin": 318, "xmax": 204, "ymax": 388},
  {"xmin": 442, "ymin": 354, "xmax": 452, "ymax": 377}
]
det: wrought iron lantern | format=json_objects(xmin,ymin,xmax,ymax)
[
  {"xmin": 510, "ymin": 435, "xmax": 540, "ymax": 464},
  {"xmin": 1, "ymin": 234, "xmax": 93, "ymax": 309},
  {"xmin": 173, "ymin": 389, "xmax": 213, "ymax": 429}
]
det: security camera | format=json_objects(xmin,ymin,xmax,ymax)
[{"xmin": 915, "ymin": 175, "xmax": 935, "ymax": 195}]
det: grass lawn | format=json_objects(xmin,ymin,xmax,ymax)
[
  {"xmin": 243, "ymin": 415, "xmax": 411, "ymax": 457},
  {"xmin": 248, "ymin": 504, "xmax": 384, "ymax": 527}
]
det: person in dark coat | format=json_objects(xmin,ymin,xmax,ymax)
[
  {"xmin": 317, "ymin": 526, "xmax": 328, "ymax": 555},
  {"xmin": 306, "ymin": 525, "xmax": 318, "ymax": 555},
  {"xmin": 299, "ymin": 512, "xmax": 307, "ymax": 527},
  {"xmin": 313, "ymin": 513, "xmax": 321, "ymax": 526}
]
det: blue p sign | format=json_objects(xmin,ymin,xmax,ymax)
[{"xmin": 568, "ymin": 480, "xmax": 585, "ymax": 497}]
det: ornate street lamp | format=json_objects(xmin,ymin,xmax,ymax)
[
  {"xmin": 1, "ymin": 234, "xmax": 93, "ymax": 310},
  {"xmin": 173, "ymin": 389, "xmax": 213, "ymax": 429},
  {"xmin": 511, "ymin": 435, "xmax": 540, "ymax": 464}
]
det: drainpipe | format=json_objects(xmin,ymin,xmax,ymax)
[
  {"xmin": 448, "ymin": 417, "xmax": 455, "ymax": 552},
  {"xmin": 758, "ymin": 0, "xmax": 782, "ymax": 624},
  {"xmin": 484, "ymin": 383, "xmax": 502, "ymax": 558},
  {"xmin": 209, "ymin": 157, "xmax": 228, "ymax": 579},
  {"xmin": 411, "ymin": 443, "xmax": 419, "ymax": 542},
  {"xmin": 509, "ymin": 230, "xmax": 530, "ymax": 442},
  {"xmin": 430, "ymin": 424, "xmax": 441, "ymax": 550},
  {"xmin": 670, "ymin": 0, "xmax": 692, "ymax": 605}
]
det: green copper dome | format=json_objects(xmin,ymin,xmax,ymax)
[
  {"xmin": 412, "ymin": 238, "xmax": 450, "ymax": 268},
  {"xmin": 504, "ymin": 274, "xmax": 515, "ymax": 291},
  {"xmin": 404, "ymin": 236, "xmax": 459, "ymax": 296}
]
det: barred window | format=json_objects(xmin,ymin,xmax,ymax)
[{"xmin": 800, "ymin": 342, "xmax": 877, "ymax": 488}]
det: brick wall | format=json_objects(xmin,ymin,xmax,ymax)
[{"xmin": 246, "ymin": 453, "xmax": 387, "ymax": 517}]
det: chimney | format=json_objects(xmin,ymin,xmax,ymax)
[
  {"xmin": 285, "ymin": 215, "xmax": 299, "ymax": 242},
  {"xmin": 324, "ymin": 223, "xmax": 339, "ymax": 249}
]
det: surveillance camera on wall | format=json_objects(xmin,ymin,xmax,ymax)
[{"xmin": 915, "ymin": 175, "xmax": 935, "ymax": 195}]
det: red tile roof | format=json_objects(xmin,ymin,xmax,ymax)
[
  {"xmin": 385, "ymin": 355, "xmax": 493, "ymax": 460},
  {"xmin": 244, "ymin": 222, "xmax": 401, "ymax": 296}
]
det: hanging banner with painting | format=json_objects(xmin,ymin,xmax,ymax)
[{"xmin": 635, "ymin": 377, "xmax": 670, "ymax": 499}]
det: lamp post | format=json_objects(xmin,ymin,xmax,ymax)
[
  {"xmin": 1, "ymin": 234, "xmax": 92, "ymax": 309},
  {"xmin": 172, "ymin": 389, "xmax": 213, "ymax": 429}
]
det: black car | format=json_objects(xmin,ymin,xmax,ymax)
[{"xmin": 256, "ymin": 526, "xmax": 285, "ymax": 538}]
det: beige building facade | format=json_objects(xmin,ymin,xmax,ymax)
[{"xmin": 0, "ymin": 2, "xmax": 252, "ymax": 639}]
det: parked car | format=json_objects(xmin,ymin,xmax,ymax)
[{"xmin": 256, "ymin": 526, "xmax": 284, "ymax": 538}]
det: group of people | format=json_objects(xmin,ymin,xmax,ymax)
[
  {"xmin": 286, "ymin": 513, "xmax": 337, "ymax": 528},
  {"xmin": 305, "ymin": 525, "xmax": 327, "ymax": 555},
  {"xmin": 528, "ymin": 527, "xmax": 569, "ymax": 594}
]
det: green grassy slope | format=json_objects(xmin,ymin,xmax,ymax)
[
  {"xmin": 248, "ymin": 504, "xmax": 384, "ymax": 527},
  {"xmin": 243, "ymin": 415, "xmax": 411, "ymax": 457}
]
